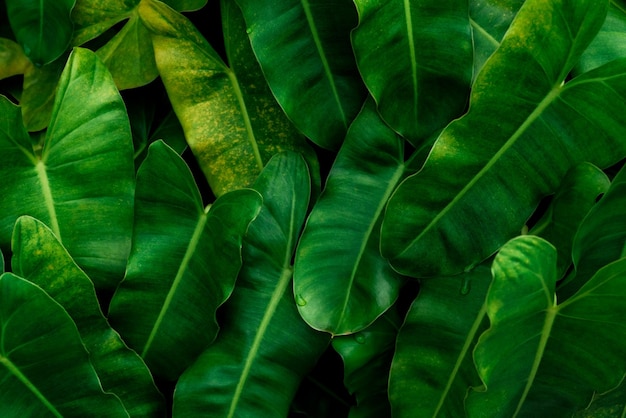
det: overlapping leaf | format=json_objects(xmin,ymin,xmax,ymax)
[
  {"xmin": 235, "ymin": 0, "xmax": 366, "ymax": 150},
  {"xmin": 0, "ymin": 273, "xmax": 128, "ymax": 416},
  {"xmin": 389, "ymin": 266, "xmax": 491, "ymax": 417},
  {"xmin": 11, "ymin": 216, "xmax": 165, "ymax": 417},
  {"xmin": 381, "ymin": 0, "xmax": 626, "ymax": 277},
  {"xmin": 108, "ymin": 141, "xmax": 261, "ymax": 380},
  {"xmin": 352, "ymin": 0, "xmax": 472, "ymax": 144},
  {"xmin": 294, "ymin": 99, "xmax": 405, "ymax": 335},
  {"xmin": 0, "ymin": 48, "xmax": 135, "ymax": 289},
  {"xmin": 468, "ymin": 235, "xmax": 626, "ymax": 416},
  {"xmin": 175, "ymin": 152, "xmax": 329, "ymax": 417},
  {"xmin": 5, "ymin": 0, "xmax": 75, "ymax": 66}
]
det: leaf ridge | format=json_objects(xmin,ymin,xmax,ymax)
[
  {"xmin": 403, "ymin": 0, "xmax": 419, "ymax": 125},
  {"xmin": 35, "ymin": 161, "xmax": 61, "ymax": 239}
]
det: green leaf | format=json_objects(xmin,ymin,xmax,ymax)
[
  {"xmin": 5, "ymin": 0, "xmax": 75, "ymax": 66},
  {"xmin": 174, "ymin": 152, "xmax": 329, "ymax": 417},
  {"xmin": 351, "ymin": 0, "xmax": 472, "ymax": 144},
  {"xmin": 469, "ymin": 0, "xmax": 524, "ymax": 78},
  {"xmin": 381, "ymin": 0, "xmax": 624, "ymax": 277},
  {"xmin": 560, "ymin": 162, "xmax": 626, "ymax": 300},
  {"xmin": 468, "ymin": 236, "xmax": 626, "ymax": 416},
  {"xmin": 529, "ymin": 162, "xmax": 610, "ymax": 278},
  {"xmin": 332, "ymin": 307, "xmax": 402, "ymax": 418},
  {"xmin": 162, "ymin": 0, "xmax": 207, "ymax": 10},
  {"xmin": 140, "ymin": 0, "xmax": 315, "ymax": 196},
  {"xmin": 20, "ymin": 55, "xmax": 65, "ymax": 131},
  {"xmin": 574, "ymin": 0, "xmax": 626, "ymax": 75},
  {"xmin": 0, "ymin": 38, "xmax": 32, "ymax": 79},
  {"xmin": 108, "ymin": 141, "xmax": 262, "ymax": 380},
  {"xmin": 388, "ymin": 265, "xmax": 491, "ymax": 417},
  {"xmin": 0, "ymin": 273, "xmax": 128, "ymax": 417},
  {"xmin": 71, "ymin": 0, "xmax": 138, "ymax": 46},
  {"xmin": 574, "ymin": 376, "xmax": 626, "ymax": 417},
  {"xmin": 0, "ymin": 48, "xmax": 135, "ymax": 289},
  {"xmin": 11, "ymin": 216, "xmax": 166, "ymax": 417},
  {"xmin": 293, "ymin": 99, "xmax": 405, "ymax": 335},
  {"xmin": 235, "ymin": 0, "xmax": 366, "ymax": 150}
]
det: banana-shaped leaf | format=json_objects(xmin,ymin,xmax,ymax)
[
  {"xmin": 235, "ymin": 0, "xmax": 366, "ymax": 150},
  {"xmin": 351, "ymin": 0, "xmax": 472, "ymax": 144},
  {"xmin": 469, "ymin": 0, "xmax": 523, "ymax": 77},
  {"xmin": 332, "ymin": 307, "xmax": 402, "ymax": 418},
  {"xmin": 174, "ymin": 152, "xmax": 329, "ymax": 417},
  {"xmin": 140, "ymin": 0, "xmax": 314, "ymax": 196},
  {"xmin": 468, "ymin": 235, "xmax": 626, "ymax": 416},
  {"xmin": 529, "ymin": 162, "xmax": 610, "ymax": 278},
  {"xmin": 11, "ymin": 216, "xmax": 165, "ymax": 417},
  {"xmin": 389, "ymin": 265, "xmax": 491, "ymax": 417},
  {"xmin": 5, "ymin": 0, "xmax": 75, "ymax": 66},
  {"xmin": 559, "ymin": 162, "xmax": 626, "ymax": 300},
  {"xmin": 574, "ymin": 0, "xmax": 626, "ymax": 75},
  {"xmin": 0, "ymin": 273, "xmax": 128, "ymax": 417},
  {"xmin": 381, "ymin": 0, "xmax": 626, "ymax": 278},
  {"xmin": 0, "ymin": 48, "xmax": 135, "ymax": 289},
  {"xmin": 108, "ymin": 141, "xmax": 262, "ymax": 381},
  {"xmin": 294, "ymin": 99, "xmax": 405, "ymax": 335}
]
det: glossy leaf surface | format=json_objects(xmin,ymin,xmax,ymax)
[
  {"xmin": 11, "ymin": 216, "xmax": 165, "ymax": 417},
  {"xmin": 108, "ymin": 141, "xmax": 261, "ymax": 380},
  {"xmin": 0, "ymin": 273, "xmax": 128, "ymax": 416},
  {"xmin": 6, "ymin": 0, "xmax": 75, "ymax": 66},
  {"xmin": 381, "ymin": 0, "xmax": 625, "ymax": 277},
  {"xmin": 0, "ymin": 48, "xmax": 135, "ymax": 288},
  {"xmin": 175, "ymin": 152, "xmax": 329, "ymax": 417},
  {"xmin": 352, "ymin": 0, "xmax": 472, "ymax": 143},
  {"xmin": 294, "ymin": 99, "xmax": 405, "ymax": 335},
  {"xmin": 236, "ymin": 0, "xmax": 366, "ymax": 149},
  {"xmin": 468, "ymin": 235, "xmax": 626, "ymax": 416},
  {"xmin": 389, "ymin": 266, "xmax": 491, "ymax": 417}
]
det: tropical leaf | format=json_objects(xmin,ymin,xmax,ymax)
[
  {"xmin": 293, "ymin": 99, "xmax": 405, "ymax": 335},
  {"xmin": 351, "ymin": 0, "xmax": 472, "ymax": 144},
  {"xmin": 573, "ymin": 375, "xmax": 626, "ymax": 417},
  {"xmin": 559, "ymin": 162, "xmax": 626, "ymax": 300},
  {"xmin": 0, "ymin": 273, "xmax": 128, "ymax": 417},
  {"xmin": 0, "ymin": 38, "xmax": 32, "ymax": 79},
  {"xmin": 174, "ymin": 152, "xmax": 329, "ymax": 417},
  {"xmin": 332, "ymin": 307, "xmax": 402, "ymax": 418},
  {"xmin": 5, "ymin": 0, "xmax": 75, "ymax": 66},
  {"xmin": 469, "ymin": 0, "xmax": 524, "ymax": 77},
  {"xmin": 468, "ymin": 235, "xmax": 626, "ymax": 417},
  {"xmin": 235, "ymin": 0, "xmax": 366, "ymax": 150},
  {"xmin": 388, "ymin": 265, "xmax": 491, "ymax": 417},
  {"xmin": 20, "ymin": 56, "xmax": 65, "ymax": 131},
  {"xmin": 0, "ymin": 48, "xmax": 135, "ymax": 289},
  {"xmin": 574, "ymin": 0, "xmax": 626, "ymax": 75},
  {"xmin": 108, "ymin": 141, "xmax": 262, "ymax": 380},
  {"xmin": 11, "ymin": 216, "xmax": 165, "ymax": 417},
  {"xmin": 381, "ymin": 0, "xmax": 626, "ymax": 277},
  {"xmin": 529, "ymin": 162, "xmax": 610, "ymax": 278}
]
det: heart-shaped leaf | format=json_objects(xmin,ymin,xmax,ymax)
[
  {"xmin": 175, "ymin": 152, "xmax": 329, "ymax": 417},
  {"xmin": 6, "ymin": 0, "xmax": 75, "ymax": 66},
  {"xmin": 389, "ymin": 265, "xmax": 491, "ymax": 417},
  {"xmin": 352, "ymin": 0, "xmax": 472, "ymax": 144},
  {"xmin": 381, "ymin": 0, "xmax": 625, "ymax": 277},
  {"xmin": 0, "ymin": 273, "xmax": 128, "ymax": 416},
  {"xmin": 293, "ymin": 99, "xmax": 405, "ymax": 335},
  {"xmin": 468, "ymin": 235, "xmax": 626, "ymax": 416},
  {"xmin": 11, "ymin": 216, "xmax": 165, "ymax": 417},
  {"xmin": 235, "ymin": 0, "xmax": 366, "ymax": 150},
  {"xmin": 0, "ymin": 47, "xmax": 135, "ymax": 289},
  {"xmin": 108, "ymin": 141, "xmax": 262, "ymax": 380}
]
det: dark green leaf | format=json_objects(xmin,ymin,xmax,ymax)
[
  {"xmin": 352, "ymin": 0, "xmax": 472, "ymax": 143},
  {"xmin": 294, "ymin": 99, "xmax": 405, "ymax": 335},
  {"xmin": 6, "ymin": 0, "xmax": 75, "ymax": 65},
  {"xmin": 11, "ymin": 216, "xmax": 165, "ymax": 417},
  {"xmin": 175, "ymin": 152, "xmax": 329, "ymax": 417},
  {"xmin": 0, "ymin": 48, "xmax": 135, "ymax": 288},
  {"xmin": 108, "ymin": 141, "xmax": 262, "ymax": 380},
  {"xmin": 235, "ymin": 0, "xmax": 366, "ymax": 149},
  {"xmin": 381, "ymin": 0, "xmax": 622, "ymax": 277},
  {"xmin": 0, "ymin": 273, "xmax": 128, "ymax": 416}
]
